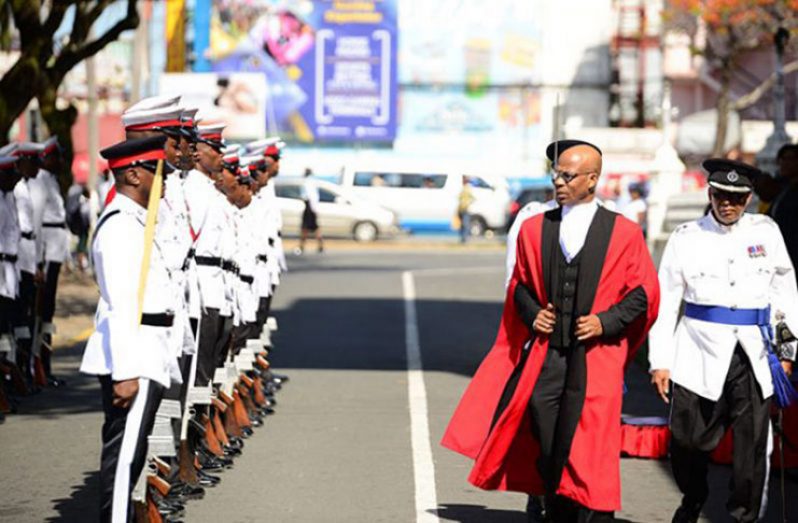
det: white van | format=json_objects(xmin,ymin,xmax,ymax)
[{"xmin": 340, "ymin": 161, "xmax": 511, "ymax": 236}]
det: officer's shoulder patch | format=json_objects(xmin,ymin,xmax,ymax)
[
  {"xmin": 673, "ymin": 221, "xmax": 699, "ymax": 235},
  {"xmin": 748, "ymin": 213, "xmax": 777, "ymax": 228}
]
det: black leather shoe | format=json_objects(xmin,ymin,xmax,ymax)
[
  {"xmin": 197, "ymin": 469, "xmax": 221, "ymax": 485},
  {"xmin": 167, "ymin": 481, "xmax": 205, "ymax": 501},
  {"xmin": 228, "ymin": 436, "xmax": 244, "ymax": 449},
  {"xmin": 224, "ymin": 445, "xmax": 242, "ymax": 457},
  {"xmin": 249, "ymin": 415, "xmax": 264, "ymax": 427},
  {"xmin": 47, "ymin": 375, "xmax": 67, "ymax": 387},
  {"xmin": 271, "ymin": 372, "xmax": 289, "ymax": 383},
  {"xmin": 241, "ymin": 426, "xmax": 254, "ymax": 438},
  {"xmin": 197, "ymin": 450, "xmax": 229, "ymax": 472}
]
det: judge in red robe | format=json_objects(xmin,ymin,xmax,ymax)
[{"xmin": 441, "ymin": 140, "xmax": 660, "ymax": 521}]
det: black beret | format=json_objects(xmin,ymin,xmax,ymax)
[
  {"xmin": 702, "ymin": 158, "xmax": 759, "ymax": 193},
  {"xmin": 545, "ymin": 140, "xmax": 602, "ymax": 163}
]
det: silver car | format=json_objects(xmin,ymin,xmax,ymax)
[{"xmin": 273, "ymin": 178, "xmax": 400, "ymax": 242}]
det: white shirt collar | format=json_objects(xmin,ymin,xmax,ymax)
[
  {"xmin": 704, "ymin": 210, "xmax": 744, "ymax": 234},
  {"xmin": 112, "ymin": 192, "xmax": 147, "ymax": 221},
  {"xmin": 559, "ymin": 199, "xmax": 599, "ymax": 262}
]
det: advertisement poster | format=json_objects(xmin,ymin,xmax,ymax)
[
  {"xmin": 160, "ymin": 72, "xmax": 268, "ymax": 140},
  {"xmin": 206, "ymin": 0, "xmax": 397, "ymax": 143}
]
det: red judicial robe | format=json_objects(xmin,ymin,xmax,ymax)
[{"xmin": 441, "ymin": 206, "xmax": 660, "ymax": 511}]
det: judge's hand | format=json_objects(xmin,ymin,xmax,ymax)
[
  {"xmin": 575, "ymin": 315, "xmax": 603, "ymax": 341},
  {"xmin": 782, "ymin": 360, "xmax": 793, "ymax": 378},
  {"xmin": 112, "ymin": 378, "xmax": 139, "ymax": 409},
  {"xmin": 533, "ymin": 304, "xmax": 556, "ymax": 334},
  {"xmin": 34, "ymin": 269, "xmax": 45, "ymax": 286},
  {"xmin": 651, "ymin": 370, "xmax": 671, "ymax": 404}
]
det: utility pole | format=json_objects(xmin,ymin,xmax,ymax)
[{"xmin": 86, "ymin": 45, "xmax": 99, "ymax": 233}]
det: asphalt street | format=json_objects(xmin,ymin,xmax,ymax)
[{"xmin": 1, "ymin": 247, "xmax": 797, "ymax": 522}]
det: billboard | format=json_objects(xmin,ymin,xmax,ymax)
[
  {"xmin": 160, "ymin": 72, "xmax": 268, "ymax": 140},
  {"xmin": 205, "ymin": 0, "xmax": 397, "ymax": 143}
]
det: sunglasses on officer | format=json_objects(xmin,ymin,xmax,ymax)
[
  {"xmin": 551, "ymin": 169, "xmax": 595, "ymax": 184},
  {"xmin": 709, "ymin": 188, "xmax": 749, "ymax": 205}
]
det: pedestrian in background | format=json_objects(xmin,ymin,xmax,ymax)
[
  {"xmin": 66, "ymin": 182, "xmax": 91, "ymax": 272},
  {"xmin": 621, "ymin": 183, "xmax": 647, "ymax": 236},
  {"xmin": 298, "ymin": 167, "xmax": 323, "ymax": 254},
  {"xmin": 457, "ymin": 175, "xmax": 475, "ymax": 243}
]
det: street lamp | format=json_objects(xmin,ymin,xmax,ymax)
[{"xmin": 756, "ymin": 27, "xmax": 792, "ymax": 176}]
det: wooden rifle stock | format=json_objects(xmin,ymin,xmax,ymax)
[
  {"xmin": 232, "ymin": 389, "xmax": 252, "ymax": 428},
  {"xmin": 201, "ymin": 413, "xmax": 224, "ymax": 457},
  {"xmin": 151, "ymin": 456, "xmax": 171, "ymax": 478},
  {"xmin": 211, "ymin": 407, "xmax": 231, "ymax": 447},
  {"xmin": 255, "ymin": 355, "xmax": 270, "ymax": 370},
  {"xmin": 147, "ymin": 474, "xmax": 171, "ymax": 497},
  {"xmin": 177, "ymin": 439, "xmax": 198, "ymax": 486}
]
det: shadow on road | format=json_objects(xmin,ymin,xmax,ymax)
[
  {"xmin": 13, "ymin": 343, "xmax": 103, "ymax": 418},
  {"xmin": 45, "ymin": 470, "xmax": 99, "ymax": 522},
  {"xmin": 433, "ymin": 504, "xmax": 640, "ymax": 523}
]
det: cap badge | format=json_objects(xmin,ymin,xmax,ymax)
[{"xmin": 727, "ymin": 170, "xmax": 739, "ymax": 182}]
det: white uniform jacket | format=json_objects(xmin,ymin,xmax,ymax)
[
  {"xmin": 30, "ymin": 169, "xmax": 69, "ymax": 263},
  {"xmin": 183, "ymin": 169, "xmax": 226, "ymax": 312},
  {"xmin": 159, "ymin": 173, "xmax": 196, "ymax": 356},
  {"xmin": 648, "ymin": 212, "xmax": 798, "ymax": 401},
  {"xmin": 80, "ymin": 194, "xmax": 180, "ymax": 388},
  {"xmin": 13, "ymin": 180, "xmax": 37, "ymax": 274},
  {"xmin": 235, "ymin": 205, "xmax": 258, "ymax": 324},
  {"xmin": 0, "ymin": 190, "xmax": 20, "ymax": 298}
]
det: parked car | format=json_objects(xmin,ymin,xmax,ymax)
[
  {"xmin": 340, "ymin": 161, "xmax": 511, "ymax": 236},
  {"xmin": 508, "ymin": 186, "xmax": 554, "ymax": 229},
  {"xmin": 273, "ymin": 178, "xmax": 400, "ymax": 242}
]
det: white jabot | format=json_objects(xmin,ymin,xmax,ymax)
[{"xmin": 559, "ymin": 199, "xmax": 598, "ymax": 262}]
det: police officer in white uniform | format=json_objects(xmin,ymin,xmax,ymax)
[
  {"xmin": 80, "ymin": 136, "xmax": 180, "ymax": 523},
  {"xmin": 648, "ymin": 159, "xmax": 798, "ymax": 523},
  {"xmin": 0, "ymin": 156, "xmax": 22, "ymax": 418},
  {"xmin": 33, "ymin": 137, "xmax": 70, "ymax": 385},
  {"xmin": 184, "ymin": 125, "xmax": 229, "ymax": 389},
  {"xmin": 6, "ymin": 143, "xmax": 44, "ymax": 385}
]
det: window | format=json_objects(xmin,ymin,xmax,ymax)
[
  {"xmin": 319, "ymin": 189, "xmax": 337, "ymax": 203},
  {"xmin": 275, "ymin": 184, "xmax": 304, "ymax": 200},
  {"xmin": 354, "ymin": 172, "xmax": 399, "ymax": 187},
  {"xmin": 467, "ymin": 176, "xmax": 492, "ymax": 190},
  {"xmin": 353, "ymin": 171, "xmax": 446, "ymax": 189}
]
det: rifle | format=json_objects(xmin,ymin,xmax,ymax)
[{"xmin": 30, "ymin": 277, "xmax": 48, "ymax": 388}]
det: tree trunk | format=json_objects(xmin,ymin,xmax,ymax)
[
  {"xmin": 39, "ymin": 100, "xmax": 77, "ymax": 193},
  {"xmin": 0, "ymin": 56, "xmax": 43, "ymax": 145},
  {"xmin": 711, "ymin": 67, "xmax": 732, "ymax": 157}
]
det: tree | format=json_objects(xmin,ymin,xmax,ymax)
[
  {"xmin": 664, "ymin": 0, "xmax": 798, "ymax": 156},
  {"xmin": 0, "ymin": 1, "xmax": 139, "ymax": 188}
]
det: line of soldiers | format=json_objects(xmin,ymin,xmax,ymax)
[
  {"xmin": 0, "ymin": 138, "xmax": 70, "ymax": 419},
  {"xmin": 30, "ymin": 94, "xmax": 284, "ymax": 522}
]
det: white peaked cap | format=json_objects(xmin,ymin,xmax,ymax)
[{"xmin": 125, "ymin": 95, "xmax": 182, "ymax": 114}]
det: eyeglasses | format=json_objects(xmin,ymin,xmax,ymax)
[
  {"xmin": 710, "ymin": 189, "xmax": 749, "ymax": 205},
  {"xmin": 551, "ymin": 169, "xmax": 594, "ymax": 184}
]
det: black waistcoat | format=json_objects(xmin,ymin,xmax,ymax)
[{"xmin": 550, "ymin": 247, "xmax": 583, "ymax": 349}]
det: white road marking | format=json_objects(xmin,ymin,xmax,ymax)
[{"xmin": 402, "ymin": 271, "xmax": 440, "ymax": 523}]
